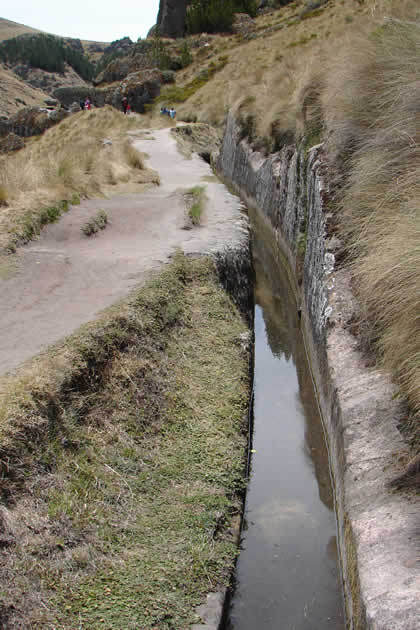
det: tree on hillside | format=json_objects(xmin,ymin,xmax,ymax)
[
  {"xmin": 186, "ymin": 0, "xmax": 257, "ymax": 34},
  {"xmin": 0, "ymin": 34, "xmax": 94, "ymax": 80}
]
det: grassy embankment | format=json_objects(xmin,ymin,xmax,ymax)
[
  {"xmin": 0, "ymin": 253, "xmax": 250, "ymax": 628},
  {"xmin": 158, "ymin": 0, "xmax": 419, "ymax": 430},
  {"xmin": 0, "ymin": 106, "xmax": 159, "ymax": 255}
]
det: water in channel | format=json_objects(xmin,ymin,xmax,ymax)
[{"xmin": 225, "ymin": 219, "xmax": 345, "ymax": 630}]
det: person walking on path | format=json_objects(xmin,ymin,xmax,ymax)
[{"xmin": 122, "ymin": 97, "xmax": 129, "ymax": 115}]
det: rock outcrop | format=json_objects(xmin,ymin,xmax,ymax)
[
  {"xmin": 54, "ymin": 69, "xmax": 164, "ymax": 114},
  {"xmin": 2, "ymin": 106, "xmax": 68, "ymax": 139},
  {"xmin": 102, "ymin": 36, "xmax": 134, "ymax": 57},
  {"xmin": 114, "ymin": 69, "xmax": 163, "ymax": 113},
  {"xmin": 12, "ymin": 63, "xmax": 88, "ymax": 92},
  {"xmin": 156, "ymin": 0, "xmax": 188, "ymax": 38},
  {"xmin": 232, "ymin": 13, "xmax": 256, "ymax": 36}
]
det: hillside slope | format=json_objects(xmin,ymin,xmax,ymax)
[
  {"xmin": 0, "ymin": 17, "xmax": 108, "ymax": 56},
  {"xmin": 0, "ymin": 17, "xmax": 42, "ymax": 40},
  {"xmin": 0, "ymin": 63, "xmax": 48, "ymax": 117},
  {"xmin": 0, "ymin": 17, "xmax": 110, "ymax": 114},
  {"xmin": 152, "ymin": 0, "xmax": 420, "ymax": 423}
]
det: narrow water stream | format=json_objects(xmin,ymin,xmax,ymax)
[{"xmin": 225, "ymin": 221, "xmax": 345, "ymax": 629}]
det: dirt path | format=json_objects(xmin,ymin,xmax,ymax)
[{"xmin": 0, "ymin": 126, "xmax": 245, "ymax": 375}]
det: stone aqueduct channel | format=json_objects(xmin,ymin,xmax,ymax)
[{"xmin": 0, "ymin": 118, "xmax": 418, "ymax": 630}]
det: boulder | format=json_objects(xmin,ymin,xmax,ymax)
[
  {"xmin": 0, "ymin": 132, "xmax": 24, "ymax": 154},
  {"xmin": 103, "ymin": 36, "xmax": 134, "ymax": 57},
  {"xmin": 156, "ymin": 0, "xmax": 188, "ymax": 38},
  {"xmin": 94, "ymin": 57, "xmax": 134, "ymax": 85},
  {"xmin": 232, "ymin": 13, "xmax": 256, "ymax": 36},
  {"xmin": 113, "ymin": 69, "xmax": 163, "ymax": 113},
  {"xmin": 53, "ymin": 86, "xmax": 107, "ymax": 109},
  {"xmin": 94, "ymin": 41, "xmax": 154, "ymax": 85}
]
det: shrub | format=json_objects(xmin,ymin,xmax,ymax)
[
  {"xmin": 238, "ymin": 112, "xmax": 257, "ymax": 141},
  {"xmin": 187, "ymin": 0, "xmax": 257, "ymax": 34},
  {"xmin": 81, "ymin": 210, "xmax": 108, "ymax": 237},
  {"xmin": 147, "ymin": 34, "xmax": 172, "ymax": 70},
  {"xmin": 161, "ymin": 70, "xmax": 176, "ymax": 84},
  {"xmin": 180, "ymin": 42, "xmax": 193, "ymax": 68}
]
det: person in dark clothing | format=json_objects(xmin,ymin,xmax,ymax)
[{"xmin": 122, "ymin": 97, "xmax": 128, "ymax": 114}]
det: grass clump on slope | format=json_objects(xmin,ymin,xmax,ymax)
[
  {"xmin": 81, "ymin": 208, "xmax": 108, "ymax": 236},
  {"xmin": 184, "ymin": 185, "xmax": 208, "ymax": 226},
  {"xmin": 0, "ymin": 253, "xmax": 250, "ymax": 629}
]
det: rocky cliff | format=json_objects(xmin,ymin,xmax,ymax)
[
  {"xmin": 156, "ymin": 0, "xmax": 188, "ymax": 38},
  {"xmin": 217, "ymin": 111, "xmax": 419, "ymax": 630}
]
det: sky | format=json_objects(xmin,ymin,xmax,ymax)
[{"xmin": 1, "ymin": 0, "xmax": 161, "ymax": 43}]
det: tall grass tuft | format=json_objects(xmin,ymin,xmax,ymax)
[
  {"xmin": 185, "ymin": 185, "xmax": 207, "ymax": 226},
  {"xmin": 323, "ymin": 18, "xmax": 420, "ymax": 414},
  {"xmin": 124, "ymin": 141, "xmax": 145, "ymax": 170}
]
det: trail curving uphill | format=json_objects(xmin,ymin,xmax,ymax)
[{"xmin": 0, "ymin": 127, "xmax": 245, "ymax": 375}]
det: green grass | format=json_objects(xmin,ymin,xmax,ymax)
[
  {"xmin": 158, "ymin": 56, "xmax": 228, "ymax": 105},
  {"xmin": 184, "ymin": 185, "xmax": 208, "ymax": 226},
  {"xmin": 81, "ymin": 209, "xmax": 108, "ymax": 236},
  {"xmin": 287, "ymin": 33, "xmax": 317, "ymax": 47},
  {"xmin": 0, "ymin": 253, "xmax": 250, "ymax": 628}
]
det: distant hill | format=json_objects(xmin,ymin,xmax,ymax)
[
  {"xmin": 0, "ymin": 17, "xmax": 111, "ymax": 116},
  {"xmin": 0, "ymin": 62, "xmax": 48, "ymax": 117},
  {"xmin": 0, "ymin": 17, "xmax": 109, "ymax": 62},
  {"xmin": 0, "ymin": 17, "xmax": 42, "ymax": 40}
]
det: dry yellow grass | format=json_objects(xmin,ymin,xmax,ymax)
[
  {"xmin": 322, "ymin": 16, "xmax": 420, "ymax": 417},
  {"xmin": 0, "ymin": 63, "xmax": 48, "ymax": 117},
  {"xmin": 173, "ymin": 0, "xmax": 371, "ymax": 134},
  {"xmin": 0, "ymin": 106, "xmax": 159, "ymax": 251},
  {"xmin": 159, "ymin": 0, "xmax": 419, "ymax": 417},
  {"xmin": 0, "ymin": 17, "xmax": 42, "ymax": 40}
]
